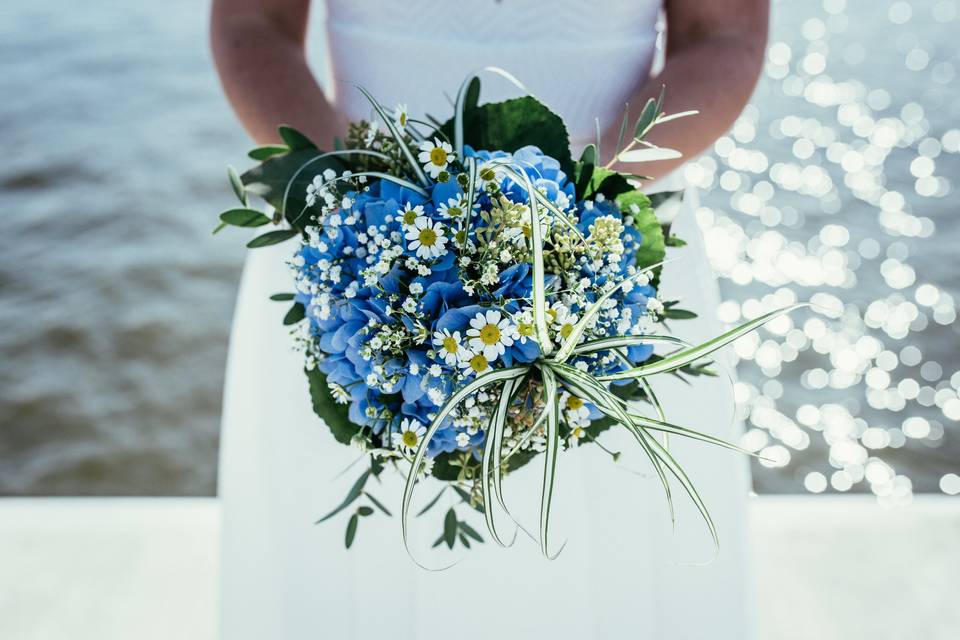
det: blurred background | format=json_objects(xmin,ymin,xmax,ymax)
[{"xmin": 1, "ymin": 0, "xmax": 958, "ymax": 503}]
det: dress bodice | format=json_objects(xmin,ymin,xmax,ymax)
[{"xmin": 324, "ymin": 0, "xmax": 662, "ymax": 147}]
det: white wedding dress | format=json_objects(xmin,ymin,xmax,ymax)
[{"xmin": 218, "ymin": 1, "xmax": 752, "ymax": 638}]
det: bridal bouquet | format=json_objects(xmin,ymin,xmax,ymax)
[{"xmin": 216, "ymin": 71, "xmax": 796, "ymax": 560}]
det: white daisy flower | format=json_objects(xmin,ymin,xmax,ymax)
[
  {"xmin": 405, "ymin": 216, "xmax": 448, "ymax": 259},
  {"xmin": 432, "ymin": 329, "xmax": 470, "ymax": 366},
  {"xmin": 466, "ymin": 310, "xmax": 517, "ymax": 361},
  {"xmin": 459, "ymin": 352, "xmax": 491, "ymax": 377},
  {"xmin": 399, "ymin": 203, "xmax": 424, "ymax": 228},
  {"xmin": 392, "ymin": 418, "xmax": 426, "ymax": 454},
  {"xmin": 436, "ymin": 196, "xmax": 469, "ymax": 220},
  {"xmin": 552, "ymin": 307, "xmax": 580, "ymax": 344},
  {"xmin": 417, "ymin": 138, "xmax": 456, "ymax": 179},
  {"xmin": 394, "ymin": 103, "xmax": 408, "ymax": 130},
  {"xmin": 513, "ymin": 308, "xmax": 537, "ymax": 344}
]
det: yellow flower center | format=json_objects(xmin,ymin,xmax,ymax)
[
  {"xmin": 442, "ymin": 336, "xmax": 458, "ymax": 353},
  {"xmin": 469, "ymin": 354, "xmax": 489, "ymax": 373},
  {"xmin": 403, "ymin": 210, "xmax": 417, "ymax": 225},
  {"xmin": 566, "ymin": 396, "xmax": 584, "ymax": 410},
  {"xmin": 546, "ymin": 309, "xmax": 557, "ymax": 323},
  {"xmin": 418, "ymin": 227, "xmax": 438, "ymax": 247},
  {"xmin": 518, "ymin": 323, "xmax": 535, "ymax": 337},
  {"xmin": 479, "ymin": 167, "xmax": 496, "ymax": 182},
  {"xmin": 402, "ymin": 430, "xmax": 419, "ymax": 447},
  {"xmin": 572, "ymin": 427, "xmax": 584, "ymax": 438},
  {"xmin": 429, "ymin": 147, "xmax": 448, "ymax": 167},
  {"xmin": 479, "ymin": 323, "xmax": 501, "ymax": 345},
  {"xmin": 446, "ymin": 206, "xmax": 463, "ymax": 218},
  {"xmin": 560, "ymin": 323, "xmax": 574, "ymax": 339}
]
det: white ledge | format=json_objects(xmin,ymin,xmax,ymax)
[{"xmin": 1, "ymin": 496, "xmax": 958, "ymax": 639}]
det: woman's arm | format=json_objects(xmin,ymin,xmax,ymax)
[
  {"xmin": 607, "ymin": 0, "xmax": 769, "ymax": 179},
  {"xmin": 210, "ymin": 0, "xmax": 345, "ymax": 145}
]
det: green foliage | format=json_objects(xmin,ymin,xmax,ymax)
[
  {"xmin": 246, "ymin": 228, "xmax": 299, "ymax": 248},
  {"xmin": 269, "ymin": 293, "xmax": 295, "ymax": 301},
  {"xmin": 241, "ymin": 149, "xmax": 347, "ymax": 229},
  {"xmin": 219, "ymin": 208, "xmax": 271, "ymax": 228},
  {"xmin": 305, "ymin": 367, "xmax": 356, "ymax": 446},
  {"xmin": 616, "ymin": 190, "xmax": 666, "ymax": 272},
  {"xmin": 248, "ymin": 145, "xmax": 289, "ymax": 161},
  {"xmin": 283, "ymin": 302, "xmax": 306, "ymax": 325},
  {"xmin": 582, "ymin": 167, "xmax": 632, "ymax": 200},
  {"xmin": 440, "ymin": 96, "xmax": 574, "ymax": 178},
  {"xmin": 277, "ymin": 124, "xmax": 317, "ymax": 151},
  {"xmin": 574, "ymin": 144, "xmax": 597, "ymax": 200}
]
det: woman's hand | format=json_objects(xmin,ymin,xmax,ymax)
[
  {"xmin": 606, "ymin": 0, "xmax": 769, "ymax": 180},
  {"xmin": 210, "ymin": 0, "xmax": 345, "ymax": 144}
]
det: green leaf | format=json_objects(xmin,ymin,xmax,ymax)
[
  {"xmin": 241, "ymin": 150, "xmax": 347, "ymax": 229},
  {"xmin": 227, "ymin": 166, "xmax": 248, "ymax": 206},
  {"xmin": 219, "ymin": 208, "xmax": 271, "ymax": 228},
  {"xmin": 283, "ymin": 302, "xmax": 306, "ymax": 325},
  {"xmin": 458, "ymin": 521, "xmax": 484, "ymax": 543},
  {"xmin": 269, "ymin": 293, "xmax": 295, "ymax": 301},
  {"xmin": 416, "ymin": 487, "xmax": 446, "ymax": 517},
  {"xmin": 634, "ymin": 96, "xmax": 659, "ymax": 141},
  {"xmin": 453, "ymin": 486, "xmax": 484, "ymax": 513},
  {"xmin": 648, "ymin": 190, "xmax": 683, "ymax": 209},
  {"xmin": 617, "ymin": 190, "xmax": 665, "ymax": 272},
  {"xmin": 464, "ymin": 77, "xmax": 481, "ymax": 113},
  {"xmin": 665, "ymin": 235, "xmax": 687, "ymax": 247},
  {"xmin": 443, "ymin": 508, "xmax": 458, "ymax": 549},
  {"xmin": 317, "ymin": 468, "xmax": 371, "ymax": 523},
  {"xmin": 305, "ymin": 367, "xmax": 356, "ymax": 446},
  {"xmin": 277, "ymin": 124, "xmax": 317, "ymax": 151},
  {"xmin": 574, "ymin": 144, "xmax": 597, "ymax": 200},
  {"xmin": 211, "ymin": 222, "xmax": 227, "ymax": 236},
  {"xmin": 480, "ymin": 377, "xmax": 520, "ymax": 546},
  {"xmin": 248, "ymin": 145, "xmax": 289, "ymax": 161},
  {"xmin": 357, "ymin": 506, "xmax": 374, "ymax": 517},
  {"xmin": 364, "ymin": 491, "xmax": 392, "ymax": 517},
  {"xmin": 582, "ymin": 167, "xmax": 633, "ymax": 200},
  {"xmin": 246, "ymin": 228, "xmax": 299, "ymax": 248},
  {"xmin": 539, "ymin": 367, "xmax": 562, "ymax": 558},
  {"xmin": 458, "ymin": 533, "xmax": 471, "ymax": 549},
  {"xmin": 441, "ymin": 96, "xmax": 574, "ymax": 178},
  {"xmin": 663, "ymin": 308, "xmax": 698, "ymax": 320},
  {"xmin": 345, "ymin": 513, "xmax": 359, "ymax": 548}
]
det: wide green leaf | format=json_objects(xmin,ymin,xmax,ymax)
[
  {"xmin": 246, "ymin": 228, "xmax": 299, "ymax": 248},
  {"xmin": 441, "ymin": 96, "xmax": 574, "ymax": 178},
  {"xmin": 305, "ymin": 367, "xmax": 356, "ymax": 446},
  {"xmin": 616, "ymin": 190, "xmax": 665, "ymax": 271},
  {"xmin": 247, "ymin": 145, "xmax": 289, "ymax": 161},
  {"xmin": 283, "ymin": 302, "xmax": 306, "ymax": 325},
  {"xmin": 219, "ymin": 208, "xmax": 271, "ymax": 228},
  {"xmin": 241, "ymin": 150, "xmax": 347, "ymax": 229},
  {"xmin": 278, "ymin": 124, "xmax": 317, "ymax": 151}
]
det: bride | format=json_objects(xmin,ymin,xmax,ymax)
[{"xmin": 211, "ymin": 1, "xmax": 768, "ymax": 638}]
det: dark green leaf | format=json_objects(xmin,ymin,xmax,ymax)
[
  {"xmin": 416, "ymin": 487, "xmax": 446, "ymax": 517},
  {"xmin": 634, "ymin": 97, "xmax": 658, "ymax": 141},
  {"xmin": 665, "ymin": 235, "xmax": 687, "ymax": 247},
  {"xmin": 574, "ymin": 144, "xmax": 597, "ymax": 200},
  {"xmin": 458, "ymin": 533, "xmax": 471, "ymax": 549},
  {"xmin": 305, "ymin": 367, "xmax": 356, "ymax": 446},
  {"xmin": 452, "ymin": 486, "xmax": 484, "ymax": 513},
  {"xmin": 246, "ymin": 228, "xmax": 299, "ymax": 248},
  {"xmin": 363, "ymin": 491, "xmax": 392, "ymax": 516},
  {"xmin": 440, "ymin": 96, "xmax": 574, "ymax": 178},
  {"xmin": 663, "ymin": 308, "xmax": 698, "ymax": 320},
  {"xmin": 278, "ymin": 124, "xmax": 317, "ymax": 151},
  {"xmin": 227, "ymin": 165, "xmax": 248, "ymax": 206},
  {"xmin": 270, "ymin": 293, "xmax": 295, "ymax": 301},
  {"xmin": 283, "ymin": 302, "xmax": 306, "ymax": 325},
  {"xmin": 316, "ymin": 468, "xmax": 371, "ymax": 523},
  {"xmin": 443, "ymin": 508, "xmax": 458, "ymax": 549},
  {"xmin": 431, "ymin": 533, "xmax": 445, "ymax": 548},
  {"xmin": 458, "ymin": 521, "xmax": 484, "ymax": 543},
  {"xmin": 648, "ymin": 190, "xmax": 683, "ymax": 209},
  {"xmin": 464, "ymin": 77, "xmax": 481, "ymax": 113},
  {"xmin": 583, "ymin": 168, "xmax": 632, "ymax": 200},
  {"xmin": 357, "ymin": 506, "xmax": 374, "ymax": 517},
  {"xmin": 241, "ymin": 150, "xmax": 347, "ymax": 229},
  {"xmin": 211, "ymin": 222, "xmax": 227, "ymax": 236},
  {"xmin": 248, "ymin": 145, "xmax": 289, "ymax": 161},
  {"xmin": 219, "ymin": 208, "xmax": 271, "ymax": 228},
  {"xmin": 345, "ymin": 513, "xmax": 359, "ymax": 548}
]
